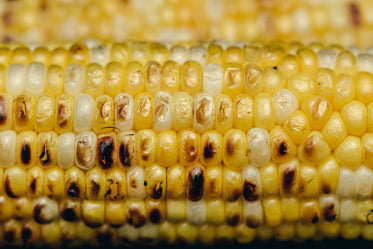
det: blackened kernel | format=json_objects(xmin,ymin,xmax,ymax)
[
  {"xmin": 61, "ymin": 207, "xmax": 77, "ymax": 222},
  {"xmin": 324, "ymin": 204, "xmax": 337, "ymax": 222},
  {"xmin": 21, "ymin": 227, "xmax": 32, "ymax": 243},
  {"xmin": 97, "ymin": 228, "xmax": 112, "ymax": 246},
  {"xmin": 5, "ymin": 176, "xmax": 16, "ymax": 198},
  {"xmin": 227, "ymin": 214, "xmax": 240, "ymax": 226},
  {"xmin": 187, "ymin": 167, "xmax": 204, "ymax": 202},
  {"xmin": 149, "ymin": 209, "xmax": 161, "ymax": 224},
  {"xmin": 90, "ymin": 180, "xmax": 100, "ymax": 197},
  {"xmin": 322, "ymin": 184, "xmax": 331, "ymax": 194},
  {"xmin": 127, "ymin": 208, "xmax": 146, "ymax": 228},
  {"xmin": 203, "ymin": 140, "xmax": 216, "ymax": 159},
  {"xmin": 67, "ymin": 182, "xmax": 80, "ymax": 199},
  {"xmin": 278, "ymin": 142, "xmax": 287, "ymax": 156},
  {"xmin": 311, "ymin": 213, "xmax": 319, "ymax": 224},
  {"xmin": 0, "ymin": 96, "xmax": 7, "ymax": 125},
  {"xmin": 29, "ymin": 178, "xmax": 36, "ymax": 194},
  {"xmin": 21, "ymin": 143, "xmax": 31, "ymax": 165},
  {"xmin": 151, "ymin": 183, "xmax": 163, "ymax": 199},
  {"xmin": 243, "ymin": 181, "xmax": 258, "ymax": 201},
  {"xmin": 4, "ymin": 229, "xmax": 15, "ymax": 242},
  {"xmin": 97, "ymin": 136, "xmax": 114, "ymax": 169},
  {"xmin": 246, "ymin": 216, "xmax": 260, "ymax": 228},
  {"xmin": 119, "ymin": 143, "xmax": 131, "ymax": 167},
  {"xmin": 33, "ymin": 204, "xmax": 47, "ymax": 224},
  {"xmin": 283, "ymin": 167, "xmax": 295, "ymax": 192},
  {"xmin": 226, "ymin": 139, "xmax": 235, "ymax": 155},
  {"xmin": 39, "ymin": 144, "xmax": 50, "ymax": 165}
]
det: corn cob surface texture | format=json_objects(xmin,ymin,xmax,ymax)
[
  {"xmin": 0, "ymin": 0, "xmax": 372, "ymax": 47},
  {"xmin": 0, "ymin": 39, "xmax": 373, "ymax": 247}
]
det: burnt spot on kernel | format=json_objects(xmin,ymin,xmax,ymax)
[
  {"xmin": 33, "ymin": 203, "xmax": 47, "ymax": 224},
  {"xmin": 0, "ymin": 96, "xmax": 7, "ymax": 125},
  {"xmin": 149, "ymin": 209, "xmax": 161, "ymax": 224},
  {"xmin": 61, "ymin": 207, "xmax": 77, "ymax": 222},
  {"xmin": 278, "ymin": 142, "xmax": 287, "ymax": 156},
  {"xmin": 21, "ymin": 142, "xmax": 31, "ymax": 165},
  {"xmin": 119, "ymin": 142, "xmax": 131, "ymax": 167},
  {"xmin": 322, "ymin": 183, "xmax": 331, "ymax": 195},
  {"xmin": 97, "ymin": 136, "xmax": 114, "ymax": 169},
  {"xmin": 243, "ymin": 181, "xmax": 258, "ymax": 201},
  {"xmin": 97, "ymin": 227, "xmax": 112, "ymax": 246},
  {"xmin": 304, "ymin": 137, "xmax": 316, "ymax": 158},
  {"xmin": 203, "ymin": 140, "xmax": 216, "ymax": 159},
  {"xmin": 29, "ymin": 178, "xmax": 37, "ymax": 194},
  {"xmin": 283, "ymin": 167, "xmax": 295, "ymax": 192},
  {"xmin": 227, "ymin": 214, "xmax": 240, "ymax": 226},
  {"xmin": 90, "ymin": 180, "xmax": 100, "ymax": 197},
  {"xmin": 228, "ymin": 188, "xmax": 242, "ymax": 202},
  {"xmin": 246, "ymin": 216, "xmax": 260, "ymax": 228},
  {"xmin": 39, "ymin": 144, "xmax": 50, "ymax": 165},
  {"xmin": 151, "ymin": 182, "xmax": 163, "ymax": 199},
  {"xmin": 349, "ymin": 3, "xmax": 361, "ymax": 27},
  {"xmin": 323, "ymin": 204, "xmax": 337, "ymax": 222},
  {"xmin": 226, "ymin": 139, "xmax": 235, "ymax": 156},
  {"xmin": 67, "ymin": 182, "xmax": 80, "ymax": 199},
  {"xmin": 57, "ymin": 104, "xmax": 69, "ymax": 127},
  {"xmin": 2, "ymin": 11, "xmax": 12, "ymax": 26},
  {"xmin": 5, "ymin": 175, "xmax": 16, "ymax": 198},
  {"xmin": 127, "ymin": 208, "xmax": 146, "ymax": 228},
  {"xmin": 311, "ymin": 213, "xmax": 319, "ymax": 224},
  {"xmin": 4, "ymin": 229, "xmax": 15, "ymax": 242},
  {"xmin": 17, "ymin": 98, "xmax": 28, "ymax": 121},
  {"xmin": 187, "ymin": 167, "xmax": 204, "ymax": 201},
  {"xmin": 21, "ymin": 226, "xmax": 32, "ymax": 243}
]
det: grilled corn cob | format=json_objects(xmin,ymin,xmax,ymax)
[
  {"xmin": 1, "ymin": 39, "xmax": 373, "ymax": 247},
  {"xmin": 0, "ymin": 0, "xmax": 372, "ymax": 47}
]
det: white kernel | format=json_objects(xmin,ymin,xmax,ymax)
[
  {"xmin": 75, "ymin": 131, "xmax": 96, "ymax": 171},
  {"xmin": 57, "ymin": 132, "xmax": 75, "ymax": 169},
  {"xmin": 203, "ymin": 63, "xmax": 223, "ymax": 97},
  {"xmin": 6, "ymin": 64, "xmax": 25, "ymax": 96},
  {"xmin": 25, "ymin": 62, "xmax": 46, "ymax": 95},
  {"xmin": 186, "ymin": 199, "xmax": 206, "ymax": 225},
  {"xmin": 339, "ymin": 199, "xmax": 356, "ymax": 222},
  {"xmin": 318, "ymin": 49, "xmax": 337, "ymax": 70},
  {"xmin": 74, "ymin": 94, "xmax": 93, "ymax": 132},
  {"xmin": 336, "ymin": 167, "xmax": 355, "ymax": 199},
  {"xmin": 273, "ymin": 89, "xmax": 299, "ymax": 124},
  {"xmin": 0, "ymin": 130, "xmax": 16, "ymax": 167},
  {"xmin": 247, "ymin": 128, "xmax": 270, "ymax": 167},
  {"xmin": 357, "ymin": 53, "xmax": 373, "ymax": 74},
  {"xmin": 65, "ymin": 64, "xmax": 84, "ymax": 96},
  {"xmin": 189, "ymin": 45, "xmax": 207, "ymax": 66},
  {"xmin": 354, "ymin": 166, "xmax": 373, "ymax": 200}
]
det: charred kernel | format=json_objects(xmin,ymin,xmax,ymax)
[
  {"xmin": 144, "ymin": 180, "xmax": 147, "ymax": 186},
  {"xmin": 97, "ymin": 136, "xmax": 114, "ymax": 169},
  {"xmin": 97, "ymin": 226, "xmax": 112, "ymax": 246},
  {"xmin": 21, "ymin": 227, "xmax": 31, "ymax": 243},
  {"xmin": 243, "ymin": 181, "xmax": 258, "ymax": 202},
  {"xmin": 226, "ymin": 139, "xmax": 235, "ymax": 155},
  {"xmin": 246, "ymin": 216, "xmax": 260, "ymax": 228},
  {"xmin": 322, "ymin": 184, "xmax": 331, "ymax": 194},
  {"xmin": 67, "ymin": 182, "xmax": 80, "ymax": 199},
  {"xmin": 57, "ymin": 104, "xmax": 69, "ymax": 127},
  {"xmin": 278, "ymin": 142, "xmax": 287, "ymax": 156},
  {"xmin": 4, "ymin": 229, "xmax": 15, "ymax": 242},
  {"xmin": 119, "ymin": 143, "xmax": 130, "ymax": 167},
  {"xmin": 283, "ymin": 167, "xmax": 295, "ymax": 192},
  {"xmin": 21, "ymin": 143, "xmax": 31, "ymax": 164},
  {"xmin": 0, "ymin": 96, "xmax": 7, "ymax": 125},
  {"xmin": 187, "ymin": 167, "xmax": 204, "ymax": 202},
  {"xmin": 151, "ymin": 183, "xmax": 163, "ymax": 199},
  {"xmin": 149, "ymin": 209, "xmax": 161, "ymax": 224},
  {"xmin": 39, "ymin": 144, "xmax": 50, "ymax": 165},
  {"xmin": 227, "ymin": 214, "xmax": 240, "ymax": 226},
  {"xmin": 323, "ymin": 204, "xmax": 337, "ymax": 221},
  {"xmin": 127, "ymin": 208, "xmax": 146, "ymax": 228},
  {"xmin": 33, "ymin": 204, "xmax": 46, "ymax": 223},
  {"xmin": 312, "ymin": 213, "xmax": 319, "ymax": 224},
  {"xmin": 203, "ymin": 140, "xmax": 216, "ymax": 159},
  {"xmin": 29, "ymin": 178, "xmax": 36, "ymax": 194},
  {"xmin": 61, "ymin": 207, "xmax": 77, "ymax": 222},
  {"xmin": 90, "ymin": 180, "xmax": 100, "ymax": 197},
  {"xmin": 5, "ymin": 176, "xmax": 16, "ymax": 198}
]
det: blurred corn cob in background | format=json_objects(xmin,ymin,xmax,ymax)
[
  {"xmin": 0, "ymin": 39, "xmax": 372, "ymax": 247},
  {"xmin": 0, "ymin": 0, "xmax": 372, "ymax": 47}
]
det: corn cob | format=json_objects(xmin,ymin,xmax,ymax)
[
  {"xmin": 1, "ymin": 39, "xmax": 373, "ymax": 247},
  {"xmin": 0, "ymin": 0, "xmax": 372, "ymax": 48}
]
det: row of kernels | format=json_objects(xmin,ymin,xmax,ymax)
[{"xmin": 2, "ymin": 158, "xmax": 373, "ymax": 202}]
